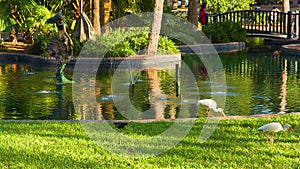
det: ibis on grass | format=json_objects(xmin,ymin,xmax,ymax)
[
  {"xmin": 258, "ymin": 122, "xmax": 295, "ymax": 143},
  {"xmin": 197, "ymin": 99, "xmax": 226, "ymax": 116}
]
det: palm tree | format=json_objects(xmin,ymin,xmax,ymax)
[
  {"xmin": 100, "ymin": 0, "xmax": 105, "ymax": 29},
  {"xmin": 103, "ymin": 0, "xmax": 112, "ymax": 25},
  {"xmin": 72, "ymin": 0, "xmax": 94, "ymax": 42},
  {"xmin": 92, "ymin": 0, "xmax": 100, "ymax": 34},
  {"xmin": 91, "ymin": 0, "xmax": 111, "ymax": 34},
  {"xmin": 283, "ymin": 0, "xmax": 290, "ymax": 13},
  {"xmin": 146, "ymin": 0, "xmax": 164, "ymax": 55},
  {"xmin": 100, "ymin": 0, "xmax": 111, "ymax": 33},
  {"xmin": 187, "ymin": 0, "xmax": 198, "ymax": 28}
]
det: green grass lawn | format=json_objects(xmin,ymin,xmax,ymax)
[{"xmin": 0, "ymin": 114, "xmax": 299, "ymax": 168}]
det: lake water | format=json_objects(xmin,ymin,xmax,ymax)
[{"xmin": 0, "ymin": 51, "xmax": 299, "ymax": 120}]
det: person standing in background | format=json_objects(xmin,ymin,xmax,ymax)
[
  {"xmin": 199, "ymin": 3, "xmax": 208, "ymax": 27},
  {"xmin": 270, "ymin": 6, "xmax": 280, "ymax": 26}
]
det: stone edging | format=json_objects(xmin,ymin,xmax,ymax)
[
  {"xmin": 281, "ymin": 44, "xmax": 300, "ymax": 56},
  {"xmin": 0, "ymin": 52, "xmax": 181, "ymax": 69},
  {"xmin": 0, "ymin": 52, "xmax": 57, "ymax": 64},
  {"xmin": 0, "ymin": 42, "xmax": 245, "ymax": 68},
  {"xmin": 178, "ymin": 42, "xmax": 246, "ymax": 55}
]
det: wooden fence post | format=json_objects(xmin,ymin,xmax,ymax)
[
  {"xmin": 213, "ymin": 13, "xmax": 218, "ymax": 24},
  {"xmin": 287, "ymin": 11, "xmax": 292, "ymax": 39},
  {"xmin": 296, "ymin": 11, "xmax": 299, "ymax": 39},
  {"xmin": 206, "ymin": 13, "xmax": 218, "ymax": 25}
]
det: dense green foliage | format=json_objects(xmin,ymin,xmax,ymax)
[
  {"xmin": 0, "ymin": 0, "xmax": 53, "ymax": 33},
  {"xmin": 29, "ymin": 27, "xmax": 178, "ymax": 57},
  {"xmin": 202, "ymin": 0, "xmax": 255, "ymax": 13},
  {"xmin": 0, "ymin": 20, "xmax": 6, "ymax": 32},
  {"xmin": 27, "ymin": 34, "xmax": 51, "ymax": 56},
  {"xmin": 28, "ymin": 33, "xmax": 85, "ymax": 57},
  {"xmin": 86, "ymin": 27, "xmax": 179, "ymax": 57},
  {"xmin": 202, "ymin": 22, "xmax": 247, "ymax": 43},
  {"xmin": 0, "ymin": 114, "xmax": 299, "ymax": 168},
  {"xmin": 111, "ymin": 0, "xmax": 154, "ymax": 20}
]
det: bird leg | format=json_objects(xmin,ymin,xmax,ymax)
[
  {"xmin": 270, "ymin": 132, "xmax": 275, "ymax": 144},
  {"xmin": 266, "ymin": 133, "xmax": 274, "ymax": 144},
  {"xmin": 264, "ymin": 133, "xmax": 273, "ymax": 144},
  {"xmin": 205, "ymin": 108, "xmax": 209, "ymax": 115}
]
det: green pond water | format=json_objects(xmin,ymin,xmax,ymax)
[{"xmin": 0, "ymin": 51, "xmax": 299, "ymax": 120}]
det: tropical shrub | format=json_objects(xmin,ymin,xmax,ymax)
[
  {"xmin": 72, "ymin": 38, "xmax": 86, "ymax": 57},
  {"xmin": 27, "ymin": 19, "xmax": 86, "ymax": 57},
  {"xmin": 111, "ymin": 0, "xmax": 154, "ymax": 20},
  {"xmin": 86, "ymin": 27, "xmax": 179, "ymax": 57},
  {"xmin": 0, "ymin": 38, "xmax": 8, "ymax": 51},
  {"xmin": 0, "ymin": 0, "xmax": 53, "ymax": 41},
  {"xmin": 202, "ymin": 22, "xmax": 247, "ymax": 43},
  {"xmin": 0, "ymin": 19, "xmax": 6, "ymax": 32},
  {"xmin": 27, "ymin": 24, "xmax": 56, "ymax": 56},
  {"xmin": 27, "ymin": 33, "xmax": 51, "ymax": 56}
]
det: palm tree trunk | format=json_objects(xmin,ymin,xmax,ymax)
[
  {"xmin": 92, "ymin": 0, "xmax": 100, "ymax": 34},
  {"xmin": 146, "ymin": 0, "xmax": 164, "ymax": 55},
  {"xmin": 89, "ymin": 0, "xmax": 93, "ymax": 19},
  {"xmin": 104, "ymin": 0, "xmax": 111, "ymax": 24},
  {"xmin": 283, "ymin": 0, "xmax": 290, "ymax": 13},
  {"xmin": 187, "ymin": 0, "xmax": 198, "ymax": 29},
  {"xmin": 100, "ymin": 0, "xmax": 104, "ymax": 33},
  {"xmin": 101, "ymin": 0, "xmax": 111, "ymax": 33}
]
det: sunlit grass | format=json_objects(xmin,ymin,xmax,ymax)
[{"xmin": 0, "ymin": 114, "xmax": 299, "ymax": 168}]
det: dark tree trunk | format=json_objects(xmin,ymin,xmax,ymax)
[{"xmin": 187, "ymin": 0, "xmax": 198, "ymax": 28}]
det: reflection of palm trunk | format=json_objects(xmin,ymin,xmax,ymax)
[
  {"xmin": 148, "ymin": 69, "xmax": 166, "ymax": 120},
  {"xmin": 105, "ymin": 104, "xmax": 115, "ymax": 120},
  {"xmin": 79, "ymin": 78, "xmax": 103, "ymax": 120},
  {"xmin": 95, "ymin": 103, "xmax": 103, "ymax": 120},
  {"xmin": 95, "ymin": 87, "xmax": 103, "ymax": 120},
  {"xmin": 279, "ymin": 59, "xmax": 287, "ymax": 113},
  {"xmin": 169, "ymin": 105, "xmax": 176, "ymax": 120}
]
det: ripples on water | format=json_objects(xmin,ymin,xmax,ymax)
[{"xmin": 0, "ymin": 52, "xmax": 300, "ymax": 120}]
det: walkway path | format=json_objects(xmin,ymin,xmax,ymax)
[{"xmin": 3, "ymin": 42, "xmax": 28, "ymax": 53}]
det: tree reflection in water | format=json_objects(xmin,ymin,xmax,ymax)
[{"xmin": 2, "ymin": 52, "xmax": 300, "ymax": 119}]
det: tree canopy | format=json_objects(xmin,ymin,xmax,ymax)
[{"xmin": 201, "ymin": 0, "xmax": 255, "ymax": 13}]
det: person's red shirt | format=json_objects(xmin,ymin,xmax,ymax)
[{"xmin": 199, "ymin": 9, "xmax": 207, "ymax": 25}]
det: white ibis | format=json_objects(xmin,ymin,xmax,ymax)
[
  {"xmin": 197, "ymin": 99, "xmax": 226, "ymax": 116},
  {"xmin": 258, "ymin": 122, "xmax": 295, "ymax": 143}
]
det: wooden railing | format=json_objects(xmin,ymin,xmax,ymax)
[{"xmin": 207, "ymin": 10, "xmax": 300, "ymax": 39}]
